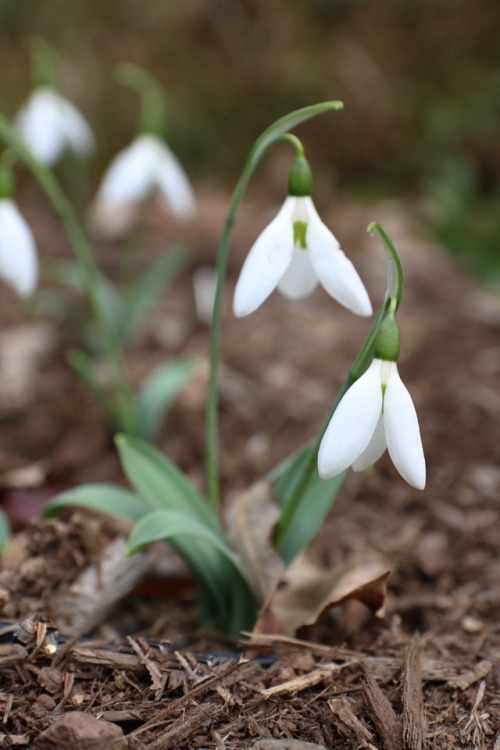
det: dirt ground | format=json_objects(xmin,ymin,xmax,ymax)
[{"xmin": 0, "ymin": 193, "xmax": 499, "ymax": 749}]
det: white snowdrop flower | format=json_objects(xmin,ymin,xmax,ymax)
[
  {"xmin": 318, "ymin": 357, "xmax": 426, "ymax": 490},
  {"xmin": 233, "ymin": 154, "xmax": 372, "ymax": 318},
  {"xmin": 92, "ymin": 133, "xmax": 196, "ymax": 232},
  {"xmin": 0, "ymin": 200, "xmax": 38, "ymax": 297},
  {"xmin": 15, "ymin": 86, "xmax": 95, "ymax": 166}
]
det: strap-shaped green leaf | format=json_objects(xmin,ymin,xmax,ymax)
[
  {"xmin": 135, "ymin": 359, "xmax": 196, "ymax": 439},
  {"xmin": 127, "ymin": 509, "xmax": 256, "ymax": 633},
  {"xmin": 116, "ymin": 435, "xmax": 221, "ymax": 535},
  {"xmin": 271, "ymin": 446, "xmax": 346, "ymax": 565},
  {"xmin": 43, "ymin": 483, "xmax": 147, "ymax": 524},
  {"xmin": 0, "ymin": 509, "xmax": 11, "ymax": 554}
]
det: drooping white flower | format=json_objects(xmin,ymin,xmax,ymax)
[
  {"xmin": 233, "ymin": 196, "xmax": 372, "ymax": 318},
  {"xmin": 15, "ymin": 86, "xmax": 95, "ymax": 166},
  {"xmin": 0, "ymin": 200, "xmax": 38, "ymax": 297},
  {"xmin": 318, "ymin": 358, "xmax": 426, "ymax": 490},
  {"xmin": 91, "ymin": 134, "xmax": 196, "ymax": 236}
]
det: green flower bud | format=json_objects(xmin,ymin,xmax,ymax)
[
  {"xmin": 288, "ymin": 155, "xmax": 313, "ymax": 197},
  {"xmin": 374, "ymin": 313, "xmax": 400, "ymax": 362}
]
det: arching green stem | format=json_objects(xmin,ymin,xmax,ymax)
[
  {"xmin": 205, "ymin": 101, "xmax": 344, "ymax": 514},
  {"xmin": 274, "ymin": 221, "xmax": 405, "ymax": 551},
  {"xmin": 0, "ymin": 116, "xmax": 138, "ymax": 433},
  {"xmin": 115, "ymin": 63, "xmax": 166, "ymax": 136}
]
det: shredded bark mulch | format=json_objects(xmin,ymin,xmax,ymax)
[{"xmin": 0, "ymin": 196, "xmax": 499, "ymax": 748}]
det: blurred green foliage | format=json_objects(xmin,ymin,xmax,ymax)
[{"xmin": 1, "ymin": 0, "xmax": 499, "ymax": 277}]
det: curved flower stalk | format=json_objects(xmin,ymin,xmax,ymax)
[
  {"xmin": 91, "ymin": 133, "xmax": 196, "ymax": 236},
  {"xmin": 318, "ymin": 305, "xmax": 426, "ymax": 490},
  {"xmin": 15, "ymin": 86, "xmax": 95, "ymax": 166},
  {"xmin": 233, "ymin": 156, "xmax": 372, "ymax": 318},
  {"xmin": 0, "ymin": 199, "xmax": 38, "ymax": 297}
]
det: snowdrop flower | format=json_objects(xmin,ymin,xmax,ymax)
[
  {"xmin": 318, "ymin": 313, "xmax": 426, "ymax": 490},
  {"xmin": 91, "ymin": 133, "xmax": 196, "ymax": 236},
  {"xmin": 15, "ymin": 86, "xmax": 95, "ymax": 166},
  {"xmin": 233, "ymin": 155, "xmax": 372, "ymax": 318},
  {"xmin": 0, "ymin": 200, "xmax": 38, "ymax": 297}
]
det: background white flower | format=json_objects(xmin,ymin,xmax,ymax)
[
  {"xmin": 15, "ymin": 86, "xmax": 95, "ymax": 166},
  {"xmin": 91, "ymin": 133, "xmax": 196, "ymax": 236},
  {"xmin": 0, "ymin": 200, "xmax": 38, "ymax": 297},
  {"xmin": 233, "ymin": 196, "xmax": 372, "ymax": 317},
  {"xmin": 318, "ymin": 357, "xmax": 426, "ymax": 490}
]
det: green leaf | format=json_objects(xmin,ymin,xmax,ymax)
[
  {"xmin": 0, "ymin": 509, "xmax": 11, "ymax": 554},
  {"xmin": 250, "ymin": 101, "xmax": 344, "ymax": 169},
  {"xmin": 67, "ymin": 349, "xmax": 117, "ymax": 426},
  {"xmin": 116, "ymin": 435, "xmax": 221, "ymax": 534},
  {"xmin": 135, "ymin": 359, "xmax": 196, "ymax": 439},
  {"xmin": 118, "ymin": 247, "xmax": 189, "ymax": 340},
  {"xmin": 127, "ymin": 509, "xmax": 256, "ymax": 634},
  {"xmin": 271, "ymin": 442, "xmax": 346, "ymax": 565},
  {"xmin": 43, "ymin": 483, "xmax": 147, "ymax": 524}
]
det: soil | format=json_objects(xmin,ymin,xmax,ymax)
[{"xmin": 0, "ymin": 193, "xmax": 499, "ymax": 749}]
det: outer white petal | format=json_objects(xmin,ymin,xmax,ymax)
[
  {"xmin": 318, "ymin": 359, "xmax": 383, "ymax": 478},
  {"xmin": 15, "ymin": 88, "xmax": 64, "ymax": 166},
  {"xmin": 352, "ymin": 414, "xmax": 387, "ymax": 471},
  {"xmin": 56, "ymin": 94, "xmax": 95, "ymax": 157},
  {"xmin": 305, "ymin": 199, "xmax": 372, "ymax": 316},
  {"xmin": 153, "ymin": 140, "xmax": 196, "ymax": 219},
  {"xmin": 384, "ymin": 364, "xmax": 426, "ymax": 490},
  {"xmin": 0, "ymin": 200, "xmax": 38, "ymax": 297},
  {"xmin": 277, "ymin": 245, "xmax": 318, "ymax": 298},
  {"xmin": 233, "ymin": 198, "xmax": 295, "ymax": 317},
  {"xmin": 94, "ymin": 135, "xmax": 156, "ymax": 207}
]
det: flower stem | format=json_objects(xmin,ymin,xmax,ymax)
[
  {"xmin": 205, "ymin": 101, "xmax": 343, "ymax": 514},
  {"xmin": 0, "ymin": 115, "xmax": 138, "ymax": 433}
]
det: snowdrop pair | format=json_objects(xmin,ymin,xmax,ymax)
[{"xmin": 318, "ymin": 310, "xmax": 426, "ymax": 490}]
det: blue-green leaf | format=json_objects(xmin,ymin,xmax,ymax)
[
  {"xmin": 43, "ymin": 483, "xmax": 147, "ymax": 524},
  {"xmin": 271, "ymin": 442, "xmax": 346, "ymax": 565},
  {"xmin": 118, "ymin": 247, "xmax": 189, "ymax": 340},
  {"xmin": 116, "ymin": 435, "xmax": 221, "ymax": 534},
  {"xmin": 135, "ymin": 359, "xmax": 197, "ymax": 439}
]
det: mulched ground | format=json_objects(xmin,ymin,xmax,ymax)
[{"xmin": 0, "ymin": 193, "xmax": 499, "ymax": 749}]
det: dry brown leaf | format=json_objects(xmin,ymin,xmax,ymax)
[
  {"xmin": 227, "ymin": 481, "xmax": 285, "ymax": 605},
  {"xmin": 268, "ymin": 556, "xmax": 390, "ymax": 637}
]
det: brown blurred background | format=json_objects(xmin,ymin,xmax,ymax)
[{"xmin": 1, "ymin": 0, "xmax": 499, "ymax": 278}]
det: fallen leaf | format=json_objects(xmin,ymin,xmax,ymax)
[
  {"xmin": 227, "ymin": 481, "xmax": 285, "ymax": 605},
  {"xmin": 267, "ymin": 556, "xmax": 390, "ymax": 637}
]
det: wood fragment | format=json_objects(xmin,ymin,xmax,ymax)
[
  {"xmin": 71, "ymin": 646, "xmax": 144, "ymax": 671},
  {"xmin": 147, "ymin": 702, "xmax": 225, "ymax": 750},
  {"xmin": 259, "ymin": 663, "xmax": 352, "ymax": 698},
  {"xmin": 328, "ymin": 698, "xmax": 377, "ymax": 748},
  {"xmin": 362, "ymin": 673, "xmax": 404, "ymax": 750},
  {"xmin": 0, "ymin": 734, "xmax": 30, "ymax": 746},
  {"xmin": 0, "ymin": 643, "xmax": 28, "ymax": 667},
  {"xmin": 53, "ymin": 537, "xmax": 153, "ymax": 636},
  {"xmin": 402, "ymin": 637, "xmax": 426, "ymax": 750},
  {"xmin": 127, "ymin": 637, "xmax": 166, "ymax": 699},
  {"xmin": 447, "ymin": 660, "xmax": 492, "ymax": 690}
]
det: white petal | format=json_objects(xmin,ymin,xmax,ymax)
[
  {"xmin": 233, "ymin": 198, "xmax": 295, "ymax": 317},
  {"xmin": 0, "ymin": 200, "xmax": 38, "ymax": 297},
  {"xmin": 318, "ymin": 359, "xmax": 383, "ymax": 478},
  {"xmin": 305, "ymin": 200, "xmax": 372, "ymax": 316},
  {"xmin": 154, "ymin": 141, "xmax": 196, "ymax": 219},
  {"xmin": 56, "ymin": 95, "xmax": 95, "ymax": 157},
  {"xmin": 384, "ymin": 364, "xmax": 426, "ymax": 490},
  {"xmin": 352, "ymin": 414, "xmax": 387, "ymax": 471},
  {"xmin": 277, "ymin": 245, "xmax": 318, "ymax": 298},
  {"xmin": 94, "ymin": 135, "xmax": 156, "ymax": 207},
  {"xmin": 16, "ymin": 88, "xmax": 64, "ymax": 166}
]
